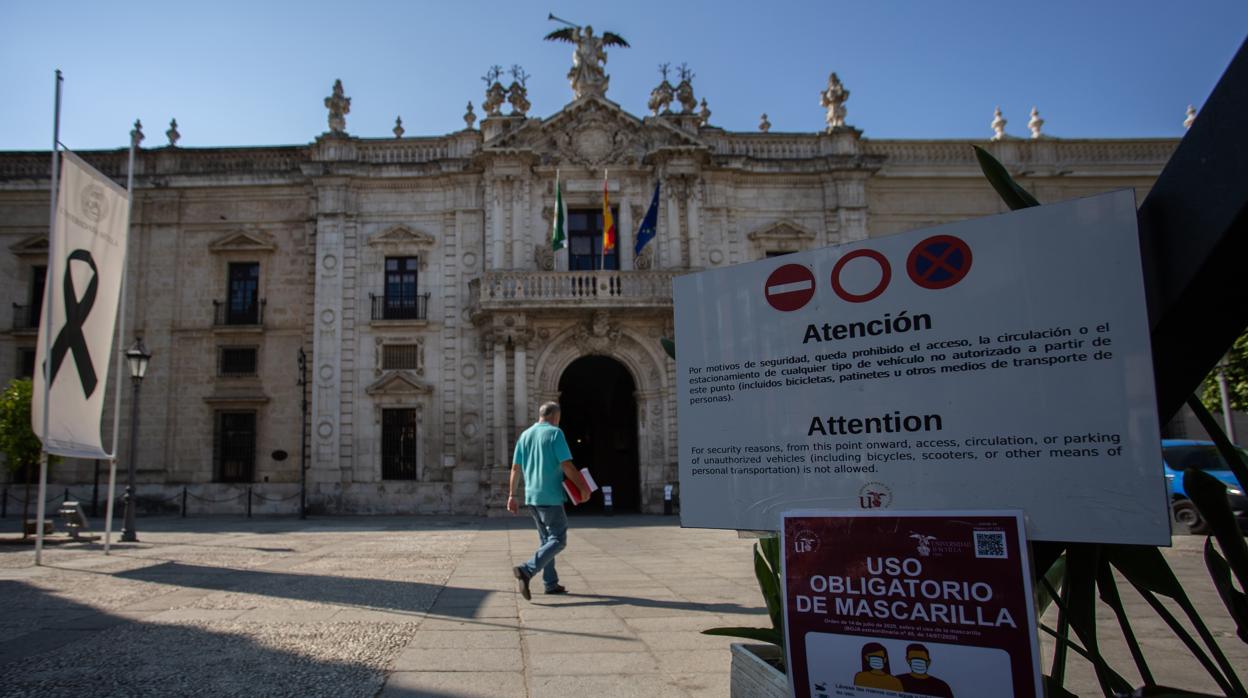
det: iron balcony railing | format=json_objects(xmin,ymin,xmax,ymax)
[
  {"xmin": 213, "ymin": 299, "xmax": 265, "ymax": 327},
  {"xmin": 371, "ymin": 293, "xmax": 430, "ymax": 321}
]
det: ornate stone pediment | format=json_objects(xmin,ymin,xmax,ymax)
[
  {"xmin": 571, "ymin": 310, "xmax": 623, "ymax": 355},
  {"xmin": 365, "ymin": 371, "xmax": 433, "ymax": 397},
  {"xmin": 366, "ymin": 225, "xmax": 436, "ymax": 248},
  {"xmin": 486, "ymin": 95, "xmax": 705, "ymax": 168},
  {"xmin": 208, "ymin": 230, "xmax": 276, "ymax": 254},
  {"xmin": 747, "ymin": 220, "xmax": 816, "ymax": 250},
  {"xmin": 9, "ymin": 235, "xmax": 48, "ymax": 258}
]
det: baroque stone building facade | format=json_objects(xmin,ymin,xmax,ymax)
[{"xmin": 0, "ymin": 50, "xmax": 1179, "ymax": 515}]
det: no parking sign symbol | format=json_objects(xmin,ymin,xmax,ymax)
[{"xmin": 907, "ymin": 234, "xmax": 973, "ymax": 289}]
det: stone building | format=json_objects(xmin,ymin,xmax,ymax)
[{"xmin": 0, "ymin": 39, "xmax": 1180, "ymax": 515}]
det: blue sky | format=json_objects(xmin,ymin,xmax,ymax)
[{"xmin": 1, "ymin": 1, "xmax": 1244, "ymax": 150}]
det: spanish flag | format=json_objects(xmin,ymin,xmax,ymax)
[{"xmin": 601, "ymin": 172, "xmax": 616, "ymax": 268}]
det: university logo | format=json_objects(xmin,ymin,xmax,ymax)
[
  {"xmin": 910, "ymin": 532, "xmax": 936, "ymax": 556},
  {"xmin": 80, "ymin": 183, "xmax": 109, "ymax": 222},
  {"xmin": 858, "ymin": 482, "xmax": 892, "ymax": 509},
  {"xmin": 793, "ymin": 528, "xmax": 819, "ymax": 554}
]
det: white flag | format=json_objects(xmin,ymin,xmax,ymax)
[{"xmin": 32, "ymin": 150, "xmax": 130, "ymax": 458}]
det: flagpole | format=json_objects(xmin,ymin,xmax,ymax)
[
  {"xmin": 35, "ymin": 69, "xmax": 63, "ymax": 566},
  {"xmin": 103, "ymin": 123, "xmax": 138, "ymax": 554},
  {"xmin": 601, "ymin": 169, "xmax": 607, "ymax": 272}
]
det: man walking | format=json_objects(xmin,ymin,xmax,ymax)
[{"xmin": 508, "ymin": 401, "xmax": 590, "ymax": 600}]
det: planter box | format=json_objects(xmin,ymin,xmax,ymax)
[{"xmin": 730, "ymin": 643, "xmax": 788, "ymax": 697}]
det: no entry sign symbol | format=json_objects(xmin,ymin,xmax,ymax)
[
  {"xmin": 907, "ymin": 235, "xmax": 973, "ymax": 289},
  {"xmin": 765, "ymin": 264, "xmax": 816, "ymax": 311}
]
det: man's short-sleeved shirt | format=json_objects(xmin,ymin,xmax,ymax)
[{"xmin": 513, "ymin": 421, "xmax": 573, "ymax": 506}]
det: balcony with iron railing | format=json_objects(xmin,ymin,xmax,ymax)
[
  {"xmin": 468, "ymin": 270, "xmax": 679, "ymax": 314},
  {"xmin": 370, "ymin": 293, "xmax": 431, "ymax": 322},
  {"xmin": 11, "ymin": 303, "xmax": 39, "ymax": 332},
  {"xmin": 213, "ymin": 299, "xmax": 265, "ymax": 328}
]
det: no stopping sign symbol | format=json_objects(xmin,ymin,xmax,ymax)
[
  {"xmin": 907, "ymin": 235, "xmax": 973, "ymax": 289},
  {"xmin": 765, "ymin": 264, "xmax": 816, "ymax": 311}
]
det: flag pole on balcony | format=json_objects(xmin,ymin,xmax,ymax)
[
  {"xmin": 601, "ymin": 169, "xmax": 616, "ymax": 272},
  {"xmin": 551, "ymin": 169, "xmax": 567, "ymax": 272}
]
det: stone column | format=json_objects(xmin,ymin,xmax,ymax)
[
  {"xmin": 665, "ymin": 178, "xmax": 681, "ymax": 268},
  {"xmin": 687, "ymin": 178, "xmax": 702, "ymax": 268},
  {"xmin": 619, "ymin": 187, "xmax": 633, "ymax": 271},
  {"xmin": 513, "ymin": 332, "xmax": 528, "ymax": 432},
  {"xmin": 511, "ymin": 178, "xmax": 526, "ymax": 270},
  {"xmin": 311, "ymin": 177, "xmax": 348, "ymax": 491},
  {"xmin": 492, "ymin": 336, "xmax": 507, "ymax": 467},
  {"xmin": 490, "ymin": 180, "xmax": 505, "ymax": 270}
]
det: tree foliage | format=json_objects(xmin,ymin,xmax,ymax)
[
  {"xmin": 0, "ymin": 378, "xmax": 42, "ymax": 478},
  {"xmin": 1200, "ymin": 328, "xmax": 1248, "ymax": 414}
]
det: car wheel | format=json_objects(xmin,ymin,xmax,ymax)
[{"xmin": 1173, "ymin": 499, "xmax": 1209, "ymax": 534}]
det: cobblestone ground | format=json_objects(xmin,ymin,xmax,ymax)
[{"xmin": 0, "ymin": 515, "xmax": 1243, "ymax": 697}]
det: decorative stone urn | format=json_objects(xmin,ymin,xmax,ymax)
[{"xmin": 730, "ymin": 644, "xmax": 788, "ymax": 697}]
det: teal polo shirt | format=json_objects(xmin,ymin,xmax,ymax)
[{"xmin": 513, "ymin": 421, "xmax": 574, "ymax": 506}]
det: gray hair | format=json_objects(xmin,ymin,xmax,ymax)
[{"xmin": 538, "ymin": 402, "xmax": 561, "ymax": 419}]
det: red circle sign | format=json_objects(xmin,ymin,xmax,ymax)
[
  {"xmin": 831, "ymin": 249, "xmax": 891, "ymax": 303},
  {"xmin": 907, "ymin": 235, "xmax": 973, "ymax": 289},
  {"xmin": 765, "ymin": 264, "xmax": 816, "ymax": 311}
]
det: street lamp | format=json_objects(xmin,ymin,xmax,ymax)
[{"xmin": 121, "ymin": 337, "xmax": 151, "ymax": 543}]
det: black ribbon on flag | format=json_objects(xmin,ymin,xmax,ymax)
[{"xmin": 48, "ymin": 249, "xmax": 99, "ymax": 398}]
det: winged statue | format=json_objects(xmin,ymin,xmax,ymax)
[{"xmin": 544, "ymin": 20, "xmax": 630, "ymax": 99}]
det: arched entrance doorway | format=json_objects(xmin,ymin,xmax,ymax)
[{"xmin": 558, "ymin": 355, "xmax": 639, "ymax": 512}]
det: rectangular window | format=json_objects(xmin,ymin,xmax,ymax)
[
  {"xmin": 215, "ymin": 411, "xmax": 256, "ymax": 482},
  {"xmin": 381, "ymin": 408, "xmax": 417, "ymax": 480},
  {"xmin": 765, "ymin": 250, "xmax": 796, "ymax": 258},
  {"xmin": 383, "ymin": 256, "xmax": 420, "ymax": 320},
  {"xmin": 227, "ymin": 262, "xmax": 260, "ymax": 324},
  {"xmin": 17, "ymin": 348, "xmax": 36, "ymax": 379},
  {"xmin": 382, "ymin": 344, "xmax": 421, "ymax": 371},
  {"xmin": 22, "ymin": 266, "xmax": 46, "ymax": 329},
  {"xmin": 218, "ymin": 347, "xmax": 258, "ymax": 376},
  {"xmin": 568, "ymin": 209, "xmax": 618, "ymax": 271}
]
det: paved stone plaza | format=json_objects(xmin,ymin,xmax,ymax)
[{"xmin": 0, "ymin": 515, "xmax": 1242, "ymax": 697}]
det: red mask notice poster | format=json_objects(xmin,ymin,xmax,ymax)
[{"xmin": 782, "ymin": 511, "xmax": 1041, "ymax": 698}]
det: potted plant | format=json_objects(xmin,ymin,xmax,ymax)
[{"xmin": 702, "ymin": 535, "xmax": 789, "ymax": 697}]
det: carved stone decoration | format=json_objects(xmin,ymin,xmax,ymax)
[
  {"xmin": 1028, "ymin": 107, "xmax": 1044, "ymax": 139},
  {"xmin": 991, "ymin": 107, "xmax": 1007, "ymax": 141},
  {"xmin": 648, "ymin": 63, "xmax": 674, "ymax": 115},
  {"xmin": 544, "ymin": 102, "xmax": 646, "ymax": 167},
  {"xmin": 324, "ymin": 79, "xmax": 351, "ymax": 134},
  {"xmin": 534, "ymin": 242, "xmax": 555, "ymax": 271},
  {"xmin": 820, "ymin": 72, "xmax": 849, "ymax": 130},
  {"xmin": 482, "ymin": 65, "xmax": 506, "ymax": 117},
  {"xmin": 634, "ymin": 243, "xmax": 654, "ymax": 270},
  {"xmin": 393, "ymin": 116, "xmax": 405, "ymax": 139},
  {"xmin": 507, "ymin": 65, "xmax": 531, "ymax": 116},
  {"xmin": 1184, "ymin": 105, "xmax": 1197, "ymax": 130},
  {"xmin": 131, "ymin": 119, "xmax": 145, "ymax": 148},
  {"xmin": 698, "ymin": 98, "xmax": 711, "ymax": 126},
  {"xmin": 545, "ymin": 24, "xmax": 629, "ymax": 100},
  {"xmin": 759, "ymin": 114, "xmax": 771, "ymax": 133},
  {"xmin": 464, "ymin": 101, "xmax": 477, "ymax": 130},
  {"xmin": 165, "ymin": 119, "xmax": 180, "ymax": 147},
  {"xmin": 675, "ymin": 64, "xmax": 697, "ymax": 114},
  {"xmin": 572, "ymin": 311, "xmax": 623, "ymax": 355}
]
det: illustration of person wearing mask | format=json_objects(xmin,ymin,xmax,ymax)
[
  {"xmin": 852, "ymin": 642, "xmax": 904, "ymax": 691},
  {"xmin": 895, "ymin": 644, "xmax": 954, "ymax": 697}
]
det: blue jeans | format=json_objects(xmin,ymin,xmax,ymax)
[{"xmin": 519, "ymin": 505, "xmax": 567, "ymax": 591}]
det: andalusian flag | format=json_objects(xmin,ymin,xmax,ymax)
[
  {"xmin": 551, "ymin": 171, "xmax": 567, "ymax": 252},
  {"xmin": 601, "ymin": 172, "xmax": 616, "ymax": 268}
]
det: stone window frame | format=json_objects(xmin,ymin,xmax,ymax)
[
  {"xmin": 208, "ymin": 231, "xmax": 276, "ymax": 327},
  {"xmin": 747, "ymin": 220, "xmax": 817, "ymax": 260},
  {"xmin": 365, "ymin": 372, "xmax": 433, "ymax": 481}
]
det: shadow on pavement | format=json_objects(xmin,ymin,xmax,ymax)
[{"xmin": 532, "ymin": 591, "xmax": 764, "ymax": 615}]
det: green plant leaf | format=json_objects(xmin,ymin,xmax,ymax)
[
  {"xmin": 1130, "ymin": 688, "xmax": 1225, "ymax": 697},
  {"xmin": 1203, "ymin": 537, "xmax": 1248, "ymax": 643},
  {"xmin": 660, "ymin": 337, "xmax": 675, "ymax": 360},
  {"xmin": 1106, "ymin": 545, "xmax": 1184, "ymax": 598},
  {"xmin": 1035, "ymin": 553, "xmax": 1066, "ymax": 616},
  {"xmin": 1065, "ymin": 544, "xmax": 1133, "ymax": 696},
  {"xmin": 972, "ymin": 145, "xmax": 1041, "ymax": 210},
  {"xmin": 1041, "ymin": 675, "xmax": 1079, "ymax": 698},
  {"xmin": 753, "ymin": 541, "xmax": 784, "ymax": 642},
  {"xmin": 701, "ymin": 626, "xmax": 782, "ymax": 645},
  {"xmin": 1185, "ymin": 395, "xmax": 1248, "ymax": 495},
  {"xmin": 1121, "ymin": 575, "xmax": 1239, "ymax": 695},
  {"xmin": 1097, "ymin": 553, "xmax": 1154, "ymax": 686},
  {"xmin": 1185, "ymin": 466, "xmax": 1248, "ymax": 597}
]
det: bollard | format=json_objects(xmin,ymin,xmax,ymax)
[
  {"xmin": 663, "ymin": 484, "xmax": 673, "ymax": 515},
  {"xmin": 247, "ymin": 487, "xmax": 253, "ymax": 518},
  {"xmin": 181, "ymin": 487, "xmax": 187, "ymax": 518},
  {"xmin": 602, "ymin": 485, "xmax": 613, "ymax": 516}
]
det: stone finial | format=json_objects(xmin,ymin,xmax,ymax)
[
  {"xmin": 165, "ymin": 118, "xmax": 180, "ymax": 147},
  {"xmin": 990, "ymin": 107, "xmax": 1007, "ymax": 141},
  {"xmin": 1184, "ymin": 104, "xmax": 1197, "ymax": 130},
  {"xmin": 393, "ymin": 116, "xmax": 405, "ymax": 139},
  {"xmin": 698, "ymin": 98, "xmax": 711, "ymax": 126},
  {"xmin": 507, "ymin": 65, "xmax": 531, "ymax": 116},
  {"xmin": 648, "ymin": 63, "xmax": 675, "ymax": 116},
  {"xmin": 675, "ymin": 63, "xmax": 697, "ymax": 114},
  {"xmin": 324, "ymin": 79, "xmax": 351, "ymax": 134},
  {"xmin": 482, "ymin": 65, "xmax": 506, "ymax": 117},
  {"xmin": 820, "ymin": 72, "xmax": 849, "ymax": 131},
  {"xmin": 130, "ymin": 119, "xmax": 145, "ymax": 148},
  {"xmin": 464, "ymin": 101, "xmax": 477, "ymax": 130},
  {"xmin": 759, "ymin": 113, "xmax": 771, "ymax": 133},
  {"xmin": 1028, "ymin": 107, "xmax": 1044, "ymax": 139}
]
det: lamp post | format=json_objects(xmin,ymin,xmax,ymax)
[{"xmin": 121, "ymin": 337, "xmax": 151, "ymax": 543}]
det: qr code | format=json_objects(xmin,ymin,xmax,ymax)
[{"xmin": 974, "ymin": 530, "xmax": 1008, "ymax": 559}]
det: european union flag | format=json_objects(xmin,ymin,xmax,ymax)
[{"xmin": 634, "ymin": 182, "xmax": 660, "ymax": 257}]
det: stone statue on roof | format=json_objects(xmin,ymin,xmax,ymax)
[{"xmin": 545, "ymin": 16, "xmax": 630, "ymax": 100}]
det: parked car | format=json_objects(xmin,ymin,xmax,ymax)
[{"xmin": 1162, "ymin": 439, "xmax": 1248, "ymax": 534}]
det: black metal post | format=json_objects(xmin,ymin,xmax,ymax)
[
  {"xmin": 2, "ymin": 486, "xmax": 7, "ymax": 518},
  {"xmin": 298, "ymin": 347, "xmax": 308, "ymax": 519},
  {"xmin": 121, "ymin": 376, "xmax": 142, "ymax": 542},
  {"xmin": 91, "ymin": 459, "xmax": 100, "ymax": 518},
  {"xmin": 181, "ymin": 486, "xmax": 187, "ymax": 518},
  {"xmin": 247, "ymin": 486, "xmax": 253, "ymax": 518}
]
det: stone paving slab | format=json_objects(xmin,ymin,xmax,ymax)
[{"xmin": 0, "ymin": 514, "xmax": 1244, "ymax": 697}]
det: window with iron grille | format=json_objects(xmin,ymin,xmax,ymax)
[
  {"xmin": 381, "ymin": 408, "xmax": 417, "ymax": 480},
  {"xmin": 218, "ymin": 347, "xmax": 258, "ymax": 376},
  {"xmin": 381, "ymin": 344, "xmax": 421, "ymax": 371},
  {"xmin": 17, "ymin": 348, "xmax": 35, "ymax": 379},
  {"xmin": 214, "ymin": 411, "xmax": 256, "ymax": 483}
]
